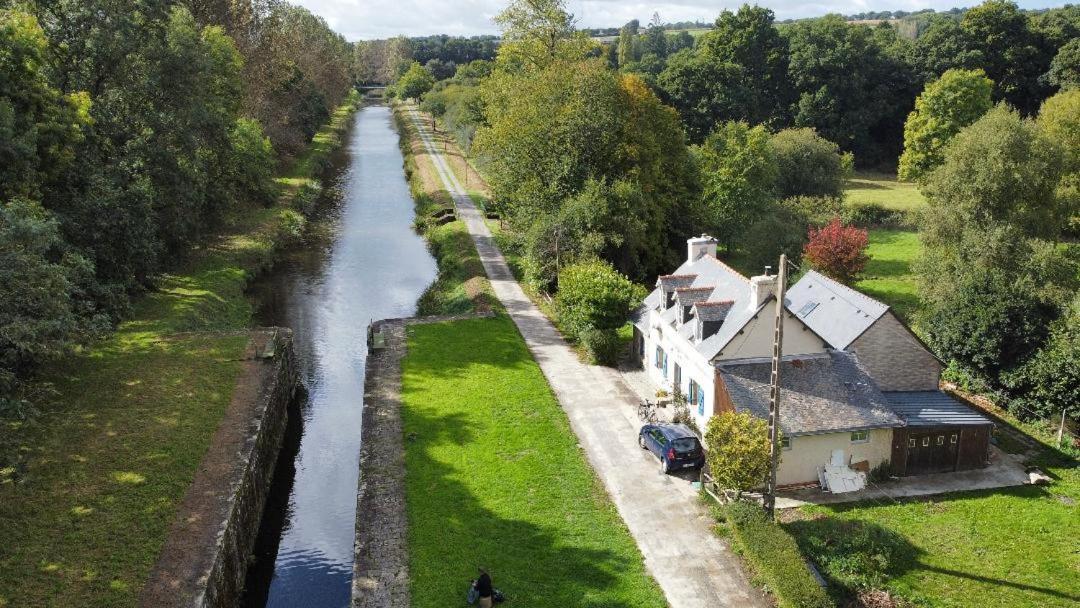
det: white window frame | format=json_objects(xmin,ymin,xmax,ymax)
[
  {"xmin": 780, "ymin": 436, "xmax": 791, "ymax": 451},
  {"xmin": 850, "ymin": 430, "xmax": 870, "ymax": 444}
]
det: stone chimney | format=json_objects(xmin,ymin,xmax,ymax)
[
  {"xmin": 748, "ymin": 273, "xmax": 778, "ymax": 310},
  {"xmin": 687, "ymin": 235, "xmax": 718, "ymax": 263}
]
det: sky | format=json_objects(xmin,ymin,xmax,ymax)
[{"xmin": 294, "ymin": 0, "xmax": 1069, "ymax": 40}]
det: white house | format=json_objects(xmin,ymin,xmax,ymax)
[{"xmin": 631, "ymin": 236, "xmax": 994, "ymax": 487}]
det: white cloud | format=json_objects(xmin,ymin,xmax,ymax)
[{"xmin": 293, "ymin": 0, "xmax": 1068, "ymax": 40}]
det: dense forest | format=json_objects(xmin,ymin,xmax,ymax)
[
  {"xmin": 0, "ymin": 0, "xmax": 354, "ymax": 397},
  {"xmin": 403, "ymin": 0, "xmax": 1078, "ymax": 420}
]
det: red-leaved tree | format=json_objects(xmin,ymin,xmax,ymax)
[{"xmin": 803, "ymin": 218, "xmax": 870, "ymax": 284}]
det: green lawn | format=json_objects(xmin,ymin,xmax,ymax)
[
  {"xmin": 857, "ymin": 229, "xmax": 922, "ymax": 321},
  {"xmin": 0, "ymin": 98, "xmax": 359, "ymax": 608},
  {"xmin": 846, "ymin": 172, "xmax": 927, "ymax": 211},
  {"xmin": 783, "ymin": 456, "xmax": 1080, "ymax": 608},
  {"xmin": 400, "ymin": 317, "xmax": 665, "ymax": 607}
]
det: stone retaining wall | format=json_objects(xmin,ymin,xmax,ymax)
[{"xmin": 138, "ymin": 327, "xmax": 298, "ymax": 608}]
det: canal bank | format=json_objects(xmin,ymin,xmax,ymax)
[{"xmin": 0, "ymin": 96, "xmax": 359, "ymax": 608}]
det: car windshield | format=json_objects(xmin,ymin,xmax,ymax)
[{"xmin": 672, "ymin": 437, "xmax": 698, "ymax": 453}]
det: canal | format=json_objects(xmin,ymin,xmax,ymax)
[{"xmin": 242, "ymin": 105, "xmax": 437, "ymax": 607}]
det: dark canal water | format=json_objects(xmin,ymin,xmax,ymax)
[{"xmin": 242, "ymin": 105, "xmax": 437, "ymax": 607}]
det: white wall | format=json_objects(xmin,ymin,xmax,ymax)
[
  {"xmin": 642, "ymin": 314, "xmax": 717, "ymax": 431},
  {"xmin": 716, "ymin": 311, "xmax": 827, "ymax": 361},
  {"xmin": 777, "ymin": 428, "xmax": 893, "ymax": 486}
]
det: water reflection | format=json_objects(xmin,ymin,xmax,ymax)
[{"xmin": 243, "ymin": 105, "xmax": 437, "ymax": 607}]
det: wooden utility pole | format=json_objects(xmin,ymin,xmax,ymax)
[
  {"xmin": 1058, "ymin": 410, "xmax": 1067, "ymax": 447},
  {"xmin": 763, "ymin": 254, "xmax": 787, "ymax": 520}
]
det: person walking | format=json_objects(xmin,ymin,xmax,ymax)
[{"xmin": 476, "ymin": 567, "xmax": 493, "ymax": 608}]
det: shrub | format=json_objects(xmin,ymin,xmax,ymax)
[
  {"xmin": 555, "ymin": 259, "xmax": 640, "ymax": 338},
  {"xmin": 770, "ymin": 128, "xmax": 852, "ymax": 199},
  {"xmin": 803, "ymin": 218, "xmax": 870, "ymax": 284},
  {"xmin": 294, "ymin": 179, "xmax": 323, "ymax": 216},
  {"xmin": 925, "ymin": 271, "xmax": 1056, "ymax": 381},
  {"xmin": 783, "ymin": 195, "xmax": 843, "ymax": 227},
  {"xmin": 721, "ymin": 501, "xmax": 833, "ymax": 608},
  {"xmin": 703, "ymin": 411, "xmax": 772, "ymax": 498},
  {"xmin": 579, "ymin": 327, "xmax": 621, "ymax": 365},
  {"xmin": 1004, "ymin": 298, "xmax": 1080, "ymax": 419},
  {"xmin": 277, "ymin": 208, "xmax": 307, "ymax": 244},
  {"xmin": 842, "ymin": 201, "xmax": 914, "ymax": 229},
  {"xmin": 741, "ymin": 200, "xmax": 810, "ymax": 274},
  {"xmin": 227, "ymin": 118, "xmax": 276, "ymax": 206}
]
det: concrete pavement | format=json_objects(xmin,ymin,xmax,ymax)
[{"xmin": 407, "ymin": 106, "xmax": 766, "ymax": 608}]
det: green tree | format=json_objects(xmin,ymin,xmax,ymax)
[
  {"xmin": 642, "ymin": 13, "xmax": 667, "ymax": 58},
  {"xmin": 0, "ymin": 200, "xmax": 101, "ymax": 392},
  {"xmin": 769, "ymin": 128, "xmax": 851, "ymax": 199},
  {"xmin": 926, "ymin": 271, "xmax": 1055, "ymax": 379},
  {"xmin": 616, "ymin": 19, "xmax": 639, "ymax": 67},
  {"xmin": 961, "ymin": 0, "xmax": 1049, "ymax": 115},
  {"xmin": 919, "ymin": 105, "xmax": 1073, "ymax": 312},
  {"xmin": 656, "ymin": 49, "xmax": 744, "ymax": 143},
  {"xmin": 700, "ymin": 5, "xmax": 792, "ymax": 127},
  {"xmin": 493, "ymin": 0, "xmax": 593, "ymax": 71},
  {"xmin": 693, "ymin": 121, "xmax": 778, "ymax": 252},
  {"xmin": 703, "ymin": 411, "xmax": 773, "ymax": 498},
  {"xmin": 899, "ymin": 69, "xmax": 994, "ymax": 181},
  {"xmin": 1005, "ymin": 294, "xmax": 1080, "ymax": 419},
  {"xmin": 477, "ymin": 61, "xmax": 696, "ymax": 285},
  {"xmin": 396, "ymin": 61, "xmax": 434, "ymax": 100},
  {"xmin": 1047, "ymin": 38, "xmax": 1080, "ymax": 91},
  {"xmin": 784, "ymin": 15, "xmax": 917, "ymax": 166},
  {"xmin": 0, "ymin": 10, "xmax": 90, "ymax": 202},
  {"xmin": 555, "ymin": 258, "xmax": 641, "ymax": 364}
]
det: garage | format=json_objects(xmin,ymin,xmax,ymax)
[{"xmin": 885, "ymin": 391, "xmax": 994, "ymax": 476}]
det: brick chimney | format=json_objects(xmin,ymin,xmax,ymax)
[{"xmin": 687, "ymin": 235, "xmax": 718, "ymax": 263}]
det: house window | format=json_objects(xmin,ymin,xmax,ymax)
[
  {"xmin": 689, "ymin": 379, "xmax": 704, "ymax": 416},
  {"xmin": 908, "ymin": 438, "xmax": 916, "ymax": 448},
  {"xmin": 673, "ymin": 363, "xmax": 682, "ymax": 389},
  {"xmin": 780, "ymin": 436, "xmax": 791, "ymax": 451},
  {"xmin": 936, "ymin": 435, "xmax": 944, "ymax": 446},
  {"xmin": 950, "ymin": 434, "xmax": 958, "ymax": 444},
  {"xmin": 850, "ymin": 430, "xmax": 869, "ymax": 444},
  {"xmin": 662, "ymin": 352, "xmax": 669, "ymax": 378},
  {"xmin": 655, "ymin": 346, "xmax": 664, "ymax": 370}
]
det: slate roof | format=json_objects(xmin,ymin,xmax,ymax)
[
  {"xmin": 786, "ymin": 270, "xmax": 890, "ymax": 350},
  {"xmin": 638, "ymin": 253, "xmax": 761, "ymax": 359},
  {"xmin": 884, "ymin": 391, "xmax": 993, "ymax": 427},
  {"xmin": 694, "ymin": 300, "xmax": 734, "ymax": 321},
  {"xmin": 718, "ymin": 351, "xmax": 904, "ymax": 436}
]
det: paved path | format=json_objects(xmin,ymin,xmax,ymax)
[{"xmin": 407, "ymin": 106, "xmax": 765, "ymax": 608}]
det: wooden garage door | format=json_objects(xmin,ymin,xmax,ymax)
[{"xmin": 906, "ymin": 430, "xmax": 959, "ymax": 475}]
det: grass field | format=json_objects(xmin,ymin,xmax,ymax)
[
  {"xmin": 783, "ymin": 452, "xmax": 1080, "ymax": 608},
  {"xmin": 0, "ymin": 98, "xmax": 359, "ymax": 608},
  {"xmin": 856, "ymin": 229, "xmax": 922, "ymax": 321},
  {"xmin": 400, "ymin": 317, "xmax": 665, "ymax": 607},
  {"xmin": 846, "ymin": 172, "xmax": 927, "ymax": 211}
]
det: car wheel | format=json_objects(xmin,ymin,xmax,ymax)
[
  {"xmin": 638, "ymin": 434, "xmax": 647, "ymax": 449},
  {"xmin": 661, "ymin": 458, "xmax": 670, "ymax": 474}
]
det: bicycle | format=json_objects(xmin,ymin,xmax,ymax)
[{"xmin": 637, "ymin": 399, "xmax": 658, "ymax": 424}]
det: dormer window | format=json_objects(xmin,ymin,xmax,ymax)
[{"xmin": 693, "ymin": 300, "xmax": 735, "ymax": 341}]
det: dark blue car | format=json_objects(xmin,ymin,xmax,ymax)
[{"xmin": 638, "ymin": 423, "xmax": 705, "ymax": 474}]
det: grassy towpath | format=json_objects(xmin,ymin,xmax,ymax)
[
  {"xmin": 0, "ymin": 97, "xmax": 359, "ymax": 608},
  {"xmin": 400, "ymin": 316, "xmax": 667, "ymax": 607}
]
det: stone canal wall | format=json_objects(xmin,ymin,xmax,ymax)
[{"xmin": 138, "ymin": 328, "xmax": 299, "ymax": 608}]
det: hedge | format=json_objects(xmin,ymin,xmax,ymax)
[{"xmin": 720, "ymin": 501, "xmax": 833, "ymax": 608}]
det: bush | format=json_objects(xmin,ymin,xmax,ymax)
[
  {"xmin": 771, "ymin": 128, "xmax": 852, "ymax": 199},
  {"xmin": 227, "ymin": 118, "xmax": 277, "ymax": 206},
  {"xmin": 925, "ymin": 271, "xmax": 1056, "ymax": 381},
  {"xmin": 842, "ymin": 201, "xmax": 914, "ymax": 229},
  {"xmin": 803, "ymin": 218, "xmax": 870, "ymax": 284},
  {"xmin": 703, "ymin": 411, "xmax": 772, "ymax": 498},
  {"xmin": 1004, "ymin": 299, "xmax": 1080, "ymax": 419},
  {"xmin": 783, "ymin": 195, "xmax": 843, "ymax": 227},
  {"xmin": 721, "ymin": 501, "xmax": 833, "ymax": 608},
  {"xmin": 555, "ymin": 259, "xmax": 640, "ymax": 338},
  {"xmin": 579, "ymin": 327, "xmax": 621, "ymax": 365}
]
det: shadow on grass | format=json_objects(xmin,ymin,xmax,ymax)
[
  {"xmin": 787, "ymin": 485, "xmax": 1080, "ymax": 605},
  {"xmin": 862, "ymin": 258, "xmax": 912, "ymax": 278}
]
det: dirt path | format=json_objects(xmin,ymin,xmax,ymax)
[{"xmin": 405, "ymin": 105, "xmax": 766, "ymax": 608}]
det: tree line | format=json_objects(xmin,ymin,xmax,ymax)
[
  {"xmin": 404, "ymin": 0, "xmax": 1077, "ymax": 420},
  {"xmin": 0, "ymin": 0, "xmax": 354, "ymax": 397}
]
